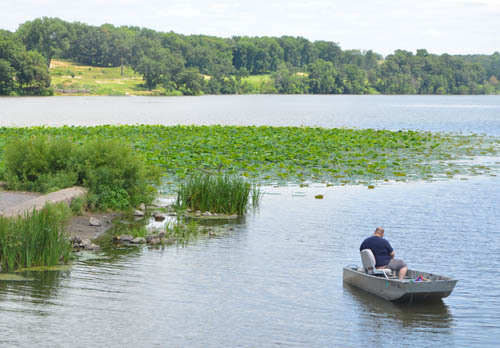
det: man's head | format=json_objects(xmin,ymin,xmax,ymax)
[{"xmin": 374, "ymin": 226, "xmax": 385, "ymax": 237}]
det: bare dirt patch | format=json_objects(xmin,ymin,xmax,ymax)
[{"xmin": 68, "ymin": 212, "xmax": 121, "ymax": 241}]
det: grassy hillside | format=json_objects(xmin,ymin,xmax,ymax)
[
  {"xmin": 49, "ymin": 60, "xmax": 278, "ymax": 96},
  {"xmin": 49, "ymin": 60, "xmax": 159, "ymax": 96}
]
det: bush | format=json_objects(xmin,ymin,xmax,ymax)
[
  {"xmin": 176, "ymin": 173, "xmax": 261, "ymax": 215},
  {"xmin": 3, "ymin": 136, "xmax": 160, "ymax": 210},
  {"xmin": 0, "ymin": 203, "xmax": 72, "ymax": 272}
]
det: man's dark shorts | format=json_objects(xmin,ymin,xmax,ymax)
[{"xmin": 387, "ymin": 259, "xmax": 407, "ymax": 271}]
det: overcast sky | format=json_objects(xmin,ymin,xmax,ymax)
[{"xmin": 1, "ymin": 0, "xmax": 499, "ymax": 56}]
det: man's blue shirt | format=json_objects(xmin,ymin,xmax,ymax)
[{"xmin": 360, "ymin": 236, "xmax": 393, "ymax": 267}]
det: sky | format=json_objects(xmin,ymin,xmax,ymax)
[{"xmin": 1, "ymin": 0, "xmax": 499, "ymax": 56}]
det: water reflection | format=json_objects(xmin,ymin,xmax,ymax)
[{"xmin": 343, "ymin": 283, "xmax": 453, "ymax": 329}]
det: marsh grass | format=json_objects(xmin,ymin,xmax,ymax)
[
  {"xmin": 0, "ymin": 203, "xmax": 72, "ymax": 272},
  {"xmin": 176, "ymin": 174, "xmax": 261, "ymax": 215},
  {"xmin": 164, "ymin": 219, "xmax": 199, "ymax": 246}
]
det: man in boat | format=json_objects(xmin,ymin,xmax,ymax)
[{"xmin": 360, "ymin": 227, "xmax": 408, "ymax": 280}]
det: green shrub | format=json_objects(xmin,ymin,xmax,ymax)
[
  {"xmin": 0, "ymin": 203, "xmax": 72, "ymax": 272},
  {"xmin": 70, "ymin": 196, "xmax": 86, "ymax": 215},
  {"xmin": 176, "ymin": 173, "xmax": 261, "ymax": 215},
  {"xmin": 3, "ymin": 136, "xmax": 160, "ymax": 211}
]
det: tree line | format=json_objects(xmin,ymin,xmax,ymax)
[{"xmin": 1, "ymin": 17, "xmax": 499, "ymax": 95}]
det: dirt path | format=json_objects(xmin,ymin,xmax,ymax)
[{"xmin": 0, "ymin": 188, "xmax": 119, "ymax": 241}]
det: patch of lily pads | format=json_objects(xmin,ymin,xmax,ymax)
[{"xmin": 0, "ymin": 125, "xmax": 499, "ymax": 189}]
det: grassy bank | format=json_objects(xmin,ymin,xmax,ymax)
[{"xmin": 0, "ymin": 125, "xmax": 498, "ymax": 188}]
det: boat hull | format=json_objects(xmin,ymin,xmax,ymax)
[{"xmin": 343, "ymin": 267, "xmax": 458, "ymax": 302}]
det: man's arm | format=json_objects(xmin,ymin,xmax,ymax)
[{"xmin": 390, "ymin": 251, "xmax": 395, "ymax": 259}]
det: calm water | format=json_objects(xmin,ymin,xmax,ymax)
[
  {"xmin": 0, "ymin": 95, "xmax": 499, "ymax": 347},
  {"xmin": 1, "ymin": 95, "xmax": 500, "ymax": 135}
]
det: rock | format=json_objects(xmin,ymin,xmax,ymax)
[
  {"xmin": 149, "ymin": 237, "xmax": 161, "ymax": 245},
  {"xmin": 89, "ymin": 217, "xmax": 102, "ymax": 226},
  {"xmin": 146, "ymin": 235, "xmax": 155, "ymax": 243},
  {"xmin": 134, "ymin": 210, "xmax": 144, "ymax": 217},
  {"xmin": 139, "ymin": 203, "xmax": 146, "ymax": 211},
  {"xmin": 118, "ymin": 234, "xmax": 134, "ymax": 242},
  {"xmin": 153, "ymin": 212, "xmax": 166, "ymax": 221},
  {"xmin": 80, "ymin": 239, "xmax": 91, "ymax": 248},
  {"xmin": 202, "ymin": 211, "xmax": 212, "ymax": 216},
  {"xmin": 86, "ymin": 243, "xmax": 100, "ymax": 251},
  {"xmin": 131, "ymin": 237, "xmax": 146, "ymax": 244},
  {"xmin": 158, "ymin": 231, "xmax": 166, "ymax": 239},
  {"xmin": 70, "ymin": 235, "xmax": 82, "ymax": 244},
  {"xmin": 195, "ymin": 211, "xmax": 201, "ymax": 216}
]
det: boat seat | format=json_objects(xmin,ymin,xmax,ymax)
[{"xmin": 360, "ymin": 249, "xmax": 392, "ymax": 279}]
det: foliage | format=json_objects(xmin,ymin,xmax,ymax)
[
  {"xmin": 3, "ymin": 17, "xmax": 499, "ymax": 95},
  {"xmin": 176, "ymin": 174, "xmax": 261, "ymax": 215},
  {"xmin": 0, "ymin": 203, "xmax": 72, "ymax": 272},
  {"xmin": 0, "ymin": 125, "xmax": 498, "ymax": 189},
  {"xmin": 2, "ymin": 136, "xmax": 160, "ymax": 210},
  {"xmin": 0, "ymin": 30, "xmax": 52, "ymax": 95}
]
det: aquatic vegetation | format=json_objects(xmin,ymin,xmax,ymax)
[
  {"xmin": 0, "ymin": 203, "xmax": 72, "ymax": 272},
  {"xmin": 164, "ymin": 219, "xmax": 200, "ymax": 246},
  {"xmin": 0, "ymin": 125, "xmax": 498, "ymax": 189},
  {"xmin": 176, "ymin": 174, "xmax": 260, "ymax": 215}
]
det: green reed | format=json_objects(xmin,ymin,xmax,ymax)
[
  {"xmin": 164, "ymin": 219, "xmax": 200, "ymax": 246},
  {"xmin": 0, "ymin": 203, "xmax": 72, "ymax": 272},
  {"xmin": 176, "ymin": 174, "xmax": 261, "ymax": 215}
]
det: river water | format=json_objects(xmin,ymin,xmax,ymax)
[{"xmin": 0, "ymin": 95, "xmax": 499, "ymax": 347}]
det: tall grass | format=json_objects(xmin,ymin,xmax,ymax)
[
  {"xmin": 176, "ymin": 174, "xmax": 261, "ymax": 215},
  {"xmin": 164, "ymin": 219, "xmax": 199, "ymax": 246},
  {"xmin": 0, "ymin": 203, "xmax": 72, "ymax": 272}
]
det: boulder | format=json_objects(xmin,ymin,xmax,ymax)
[
  {"xmin": 202, "ymin": 211, "xmax": 212, "ymax": 216},
  {"xmin": 131, "ymin": 237, "xmax": 146, "ymax": 244},
  {"xmin": 89, "ymin": 217, "xmax": 102, "ymax": 226},
  {"xmin": 86, "ymin": 243, "xmax": 100, "ymax": 251},
  {"xmin": 70, "ymin": 235, "xmax": 82, "ymax": 244},
  {"xmin": 158, "ymin": 231, "xmax": 166, "ymax": 239},
  {"xmin": 80, "ymin": 239, "xmax": 91, "ymax": 248},
  {"xmin": 134, "ymin": 210, "xmax": 144, "ymax": 217},
  {"xmin": 118, "ymin": 234, "xmax": 134, "ymax": 242},
  {"xmin": 153, "ymin": 212, "xmax": 166, "ymax": 222},
  {"xmin": 149, "ymin": 237, "xmax": 161, "ymax": 245}
]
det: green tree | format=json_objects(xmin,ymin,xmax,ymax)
[
  {"xmin": 17, "ymin": 17, "xmax": 71, "ymax": 67},
  {"xmin": 307, "ymin": 59, "xmax": 341, "ymax": 94}
]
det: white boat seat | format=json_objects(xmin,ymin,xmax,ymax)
[{"xmin": 360, "ymin": 249, "xmax": 392, "ymax": 279}]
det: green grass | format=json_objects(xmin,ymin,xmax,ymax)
[
  {"xmin": 0, "ymin": 203, "xmax": 72, "ymax": 272},
  {"xmin": 176, "ymin": 174, "xmax": 261, "ymax": 215},
  {"xmin": 50, "ymin": 60, "xmax": 158, "ymax": 96},
  {"xmin": 0, "ymin": 125, "xmax": 498, "ymax": 189},
  {"xmin": 242, "ymin": 74, "xmax": 271, "ymax": 88},
  {"xmin": 50, "ymin": 60, "xmax": 278, "ymax": 96}
]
